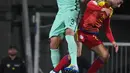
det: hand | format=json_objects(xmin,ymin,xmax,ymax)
[
  {"xmin": 112, "ymin": 42, "xmax": 119, "ymax": 53},
  {"xmin": 101, "ymin": 8, "xmax": 111, "ymax": 16}
]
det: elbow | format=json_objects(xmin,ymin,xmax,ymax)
[{"xmin": 105, "ymin": 31, "xmax": 110, "ymax": 37}]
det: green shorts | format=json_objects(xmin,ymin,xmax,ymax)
[{"xmin": 49, "ymin": 10, "xmax": 80, "ymax": 38}]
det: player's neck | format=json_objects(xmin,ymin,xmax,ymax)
[{"xmin": 9, "ymin": 55, "xmax": 16, "ymax": 60}]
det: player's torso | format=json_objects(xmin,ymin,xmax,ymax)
[
  {"xmin": 57, "ymin": 0, "xmax": 80, "ymax": 11},
  {"xmin": 80, "ymin": 2, "xmax": 113, "ymax": 32},
  {"xmin": 3, "ymin": 57, "xmax": 23, "ymax": 73}
]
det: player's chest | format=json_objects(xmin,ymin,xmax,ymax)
[{"xmin": 4, "ymin": 61, "xmax": 21, "ymax": 69}]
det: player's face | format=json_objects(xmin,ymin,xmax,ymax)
[
  {"xmin": 8, "ymin": 48, "xmax": 17, "ymax": 56},
  {"xmin": 108, "ymin": 0, "xmax": 123, "ymax": 8}
]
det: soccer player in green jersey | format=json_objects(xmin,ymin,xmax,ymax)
[{"xmin": 49, "ymin": 0, "xmax": 80, "ymax": 73}]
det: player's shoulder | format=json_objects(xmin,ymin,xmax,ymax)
[
  {"xmin": 0, "ymin": 56, "xmax": 9, "ymax": 63},
  {"xmin": 89, "ymin": 0, "xmax": 106, "ymax": 6},
  {"xmin": 1, "ymin": 56, "xmax": 9, "ymax": 60},
  {"xmin": 89, "ymin": 0, "xmax": 98, "ymax": 5}
]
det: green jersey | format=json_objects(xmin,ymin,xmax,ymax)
[
  {"xmin": 57, "ymin": 0, "xmax": 80, "ymax": 11},
  {"xmin": 49, "ymin": 0, "xmax": 80, "ymax": 38}
]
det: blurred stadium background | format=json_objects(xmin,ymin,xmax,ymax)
[{"xmin": 0, "ymin": 0, "xmax": 130, "ymax": 73}]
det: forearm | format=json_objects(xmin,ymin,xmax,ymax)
[
  {"xmin": 104, "ymin": 19, "xmax": 115, "ymax": 43},
  {"xmin": 106, "ymin": 31, "xmax": 115, "ymax": 43}
]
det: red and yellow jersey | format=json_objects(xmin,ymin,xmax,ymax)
[{"xmin": 79, "ymin": 0, "xmax": 115, "ymax": 43}]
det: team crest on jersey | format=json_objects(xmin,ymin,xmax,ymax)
[
  {"xmin": 14, "ymin": 64, "xmax": 20, "ymax": 67},
  {"xmin": 12, "ymin": 67, "xmax": 15, "ymax": 70},
  {"xmin": 7, "ymin": 64, "xmax": 11, "ymax": 68},
  {"xmin": 80, "ymin": 34, "xmax": 85, "ymax": 41},
  {"xmin": 80, "ymin": 35, "xmax": 83, "ymax": 39}
]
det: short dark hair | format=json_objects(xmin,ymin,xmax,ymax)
[{"xmin": 8, "ymin": 45, "xmax": 17, "ymax": 50}]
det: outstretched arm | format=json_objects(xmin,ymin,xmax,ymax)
[
  {"xmin": 104, "ymin": 18, "xmax": 118, "ymax": 52},
  {"xmin": 104, "ymin": 18, "xmax": 114, "ymax": 43}
]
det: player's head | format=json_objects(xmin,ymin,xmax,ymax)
[
  {"xmin": 8, "ymin": 46, "xmax": 18, "ymax": 56},
  {"xmin": 95, "ymin": 0, "xmax": 123, "ymax": 8},
  {"xmin": 107, "ymin": 0, "xmax": 123, "ymax": 8}
]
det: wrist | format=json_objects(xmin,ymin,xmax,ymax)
[
  {"xmin": 112, "ymin": 41, "xmax": 116, "ymax": 45},
  {"xmin": 101, "ymin": 8, "xmax": 105, "ymax": 11},
  {"xmin": 101, "ymin": 8, "xmax": 104, "ymax": 11}
]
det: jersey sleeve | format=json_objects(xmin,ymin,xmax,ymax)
[
  {"xmin": 103, "ymin": 18, "xmax": 115, "ymax": 43},
  {"xmin": 87, "ymin": 0, "xmax": 102, "ymax": 11}
]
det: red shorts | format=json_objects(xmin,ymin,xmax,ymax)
[{"xmin": 78, "ymin": 30, "xmax": 103, "ymax": 49}]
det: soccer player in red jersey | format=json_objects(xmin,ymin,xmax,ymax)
[
  {"xmin": 78, "ymin": 0, "xmax": 123, "ymax": 73},
  {"xmin": 50, "ymin": 0, "xmax": 123, "ymax": 73}
]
